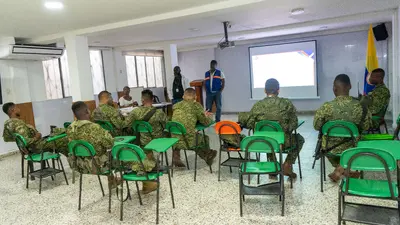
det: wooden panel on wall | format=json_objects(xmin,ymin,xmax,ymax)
[
  {"xmin": 84, "ymin": 100, "xmax": 97, "ymax": 113},
  {"xmin": 190, "ymin": 79, "xmax": 204, "ymax": 107},
  {"xmin": 16, "ymin": 102, "xmax": 35, "ymax": 127}
]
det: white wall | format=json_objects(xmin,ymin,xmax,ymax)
[
  {"xmin": 178, "ymin": 48, "xmax": 215, "ymax": 83},
  {"xmin": 179, "ymin": 29, "xmax": 390, "ymax": 113},
  {"xmin": 102, "ymin": 49, "xmax": 117, "ymax": 93},
  {"xmin": 113, "ymin": 49, "xmax": 128, "ymax": 91}
]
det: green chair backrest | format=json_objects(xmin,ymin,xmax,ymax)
[
  {"xmin": 14, "ymin": 133, "xmax": 29, "ymax": 155},
  {"xmin": 68, "ymin": 140, "xmax": 96, "ymax": 157},
  {"xmin": 95, "ymin": 120, "xmax": 114, "ymax": 132},
  {"xmin": 322, "ymin": 120, "xmax": 359, "ymax": 138},
  {"xmin": 340, "ymin": 147, "xmax": 396, "ymax": 171},
  {"xmin": 132, "ymin": 121, "xmax": 153, "ymax": 133},
  {"xmin": 240, "ymin": 136, "xmax": 280, "ymax": 154},
  {"xmin": 64, "ymin": 122, "xmax": 71, "ymax": 128},
  {"xmin": 166, "ymin": 121, "xmax": 187, "ymax": 135},
  {"xmin": 112, "ymin": 143, "xmax": 146, "ymax": 162},
  {"xmin": 255, "ymin": 120, "xmax": 283, "ymax": 132}
]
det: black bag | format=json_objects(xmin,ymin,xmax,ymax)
[{"xmin": 135, "ymin": 108, "xmax": 157, "ymax": 145}]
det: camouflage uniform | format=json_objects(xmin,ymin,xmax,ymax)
[
  {"xmin": 91, "ymin": 104, "xmax": 126, "ymax": 136},
  {"xmin": 238, "ymin": 96, "xmax": 304, "ymax": 164},
  {"xmin": 172, "ymin": 100, "xmax": 213, "ymax": 158},
  {"xmin": 125, "ymin": 106, "xmax": 168, "ymax": 173},
  {"xmin": 314, "ymin": 96, "xmax": 372, "ymax": 166},
  {"xmin": 367, "ymin": 84, "xmax": 390, "ymax": 128},
  {"xmin": 66, "ymin": 120, "xmax": 114, "ymax": 174},
  {"xmin": 2, "ymin": 118, "xmax": 68, "ymax": 156}
]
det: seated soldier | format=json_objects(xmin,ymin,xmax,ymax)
[
  {"xmin": 172, "ymin": 88, "xmax": 217, "ymax": 167},
  {"xmin": 361, "ymin": 68, "xmax": 390, "ymax": 129},
  {"xmin": 238, "ymin": 78, "xmax": 304, "ymax": 179},
  {"xmin": 2, "ymin": 102, "xmax": 68, "ymax": 156},
  {"xmin": 92, "ymin": 90, "xmax": 126, "ymax": 136},
  {"xmin": 314, "ymin": 74, "xmax": 372, "ymax": 182},
  {"xmin": 125, "ymin": 89, "xmax": 167, "ymax": 193},
  {"xmin": 67, "ymin": 101, "xmax": 117, "ymax": 187}
]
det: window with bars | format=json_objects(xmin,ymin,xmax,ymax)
[
  {"xmin": 89, "ymin": 50, "xmax": 106, "ymax": 95},
  {"xmin": 125, "ymin": 55, "xmax": 164, "ymax": 88}
]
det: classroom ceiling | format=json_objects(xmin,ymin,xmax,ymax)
[{"xmin": 0, "ymin": 0, "xmax": 399, "ymax": 49}]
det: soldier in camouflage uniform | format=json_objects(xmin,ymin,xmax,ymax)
[
  {"xmin": 361, "ymin": 68, "xmax": 390, "ymax": 129},
  {"xmin": 172, "ymin": 88, "xmax": 217, "ymax": 167},
  {"xmin": 125, "ymin": 89, "xmax": 165, "ymax": 193},
  {"xmin": 238, "ymin": 78, "xmax": 304, "ymax": 178},
  {"xmin": 92, "ymin": 91, "xmax": 126, "ymax": 136},
  {"xmin": 2, "ymin": 102, "xmax": 69, "ymax": 156},
  {"xmin": 314, "ymin": 74, "xmax": 372, "ymax": 182},
  {"xmin": 67, "ymin": 101, "xmax": 118, "ymax": 187}
]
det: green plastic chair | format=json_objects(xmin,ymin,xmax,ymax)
[
  {"xmin": 165, "ymin": 121, "xmax": 211, "ymax": 181},
  {"xmin": 367, "ymin": 104, "xmax": 389, "ymax": 134},
  {"xmin": 132, "ymin": 121, "xmax": 154, "ymax": 146},
  {"xmin": 362, "ymin": 113, "xmax": 400, "ymax": 141},
  {"xmin": 63, "ymin": 122, "xmax": 71, "ymax": 128},
  {"xmin": 15, "ymin": 133, "xmax": 68, "ymax": 194},
  {"xmin": 338, "ymin": 147, "xmax": 399, "ymax": 224},
  {"xmin": 318, "ymin": 120, "xmax": 359, "ymax": 192},
  {"xmin": 95, "ymin": 120, "xmax": 116, "ymax": 136},
  {"xmin": 112, "ymin": 143, "xmax": 175, "ymax": 223},
  {"xmin": 254, "ymin": 120, "xmax": 302, "ymax": 188},
  {"xmin": 239, "ymin": 136, "xmax": 284, "ymax": 217}
]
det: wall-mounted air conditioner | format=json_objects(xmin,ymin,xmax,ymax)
[{"xmin": 0, "ymin": 45, "xmax": 64, "ymax": 61}]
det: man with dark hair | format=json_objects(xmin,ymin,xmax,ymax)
[
  {"xmin": 2, "ymin": 102, "xmax": 68, "ymax": 155},
  {"xmin": 205, "ymin": 60, "xmax": 225, "ymax": 122},
  {"xmin": 67, "ymin": 101, "xmax": 116, "ymax": 185},
  {"xmin": 238, "ymin": 78, "xmax": 304, "ymax": 179},
  {"xmin": 362, "ymin": 68, "xmax": 390, "ymax": 128},
  {"xmin": 172, "ymin": 88, "xmax": 217, "ymax": 167},
  {"xmin": 92, "ymin": 90, "xmax": 126, "ymax": 135},
  {"xmin": 170, "ymin": 66, "xmax": 189, "ymax": 104},
  {"xmin": 125, "ymin": 89, "xmax": 167, "ymax": 194},
  {"xmin": 314, "ymin": 74, "xmax": 372, "ymax": 182}
]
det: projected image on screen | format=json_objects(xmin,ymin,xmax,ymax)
[
  {"xmin": 252, "ymin": 50, "xmax": 315, "ymax": 88},
  {"xmin": 249, "ymin": 41, "xmax": 318, "ymax": 99}
]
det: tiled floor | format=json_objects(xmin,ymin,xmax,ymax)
[{"xmin": 0, "ymin": 115, "xmax": 398, "ymax": 225}]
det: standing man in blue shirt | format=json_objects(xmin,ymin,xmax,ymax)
[{"xmin": 204, "ymin": 60, "xmax": 225, "ymax": 122}]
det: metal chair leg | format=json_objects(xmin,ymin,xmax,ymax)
[
  {"xmin": 26, "ymin": 160, "xmax": 29, "ymax": 189},
  {"xmin": 78, "ymin": 173, "xmax": 83, "ymax": 210},
  {"xmin": 298, "ymin": 154, "xmax": 303, "ymax": 179},
  {"xmin": 218, "ymin": 148, "xmax": 222, "ymax": 181},
  {"xmin": 59, "ymin": 158, "xmax": 69, "ymax": 185},
  {"xmin": 21, "ymin": 155, "xmax": 25, "ymax": 178},
  {"xmin": 184, "ymin": 150, "xmax": 189, "ymax": 170},
  {"xmin": 39, "ymin": 161, "xmax": 43, "ymax": 194},
  {"xmin": 47, "ymin": 160, "xmax": 54, "ymax": 181},
  {"xmin": 126, "ymin": 181, "xmax": 132, "ymax": 200},
  {"xmin": 120, "ymin": 179, "xmax": 124, "ymax": 221},
  {"xmin": 227, "ymin": 152, "xmax": 232, "ymax": 173},
  {"xmin": 239, "ymin": 173, "xmax": 243, "ymax": 217},
  {"xmin": 135, "ymin": 181, "xmax": 143, "ymax": 205},
  {"xmin": 194, "ymin": 153, "xmax": 198, "ymax": 182},
  {"xmin": 320, "ymin": 155, "xmax": 324, "ymax": 193},
  {"xmin": 108, "ymin": 178, "xmax": 112, "ymax": 213},
  {"xmin": 167, "ymin": 168, "xmax": 175, "ymax": 208},
  {"xmin": 338, "ymin": 191, "xmax": 342, "ymax": 225},
  {"xmin": 323, "ymin": 156, "xmax": 327, "ymax": 181},
  {"xmin": 156, "ymin": 178, "xmax": 160, "ymax": 224},
  {"xmin": 97, "ymin": 175, "xmax": 105, "ymax": 196}
]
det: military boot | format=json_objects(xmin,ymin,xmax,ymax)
[
  {"xmin": 142, "ymin": 181, "xmax": 158, "ymax": 194},
  {"xmin": 172, "ymin": 149, "xmax": 186, "ymax": 167}
]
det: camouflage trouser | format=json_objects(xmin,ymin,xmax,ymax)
[
  {"xmin": 327, "ymin": 155, "xmax": 340, "ymax": 168},
  {"xmin": 33, "ymin": 136, "xmax": 69, "ymax": 157},
  {"xmin": 267, "ymin": 133, "xmax": 305, "ymax": 164},
  {"xmin": 131, "ymin": 151, "xmax": 156, "ymax": 174},
  {"xmin": 68, "ymin": 154, "xmax": 110, "ymax": 174},
  {"xmin": 220, "ymin": 134, "xmax": 246, "ymax": 148},
  {"xmin": 173, "ymin": 133, "xmax": 213, "ymax": 160}
]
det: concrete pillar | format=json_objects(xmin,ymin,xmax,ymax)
[
  {"xmin": 64, "ymin": 35, "xmax": 93, "ymax": 101},
  {"xmin": 163, "ymin": 44, "xmax": 178, "ymax": 100},
  {"xmin": 392, "ymin": 8, "xmax": 400, "ymax": 128}
]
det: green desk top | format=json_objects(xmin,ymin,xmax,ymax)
[
  {"xmin": 358, "ymin": 140, "xmax": 400, "ymax": 160},
  {"xmin": 252, "ymin": 131, "xmax": 285, "ymax": 145},
  {"xmin": 297, "ymin": 120, "xmax": 305, "ymax": 128},
  {"xmin": 46, "ymin": 133, "xmax": 67, "ymax": 142},
  {"xmin": 144, "ymin": 138, "xmax": 179, "ymax": 153},
  {"xmin": 196, "ymin": 121, "xmax": 216, "ymax": 131},
  {"xmin": 114, "ymin": 136, "xmax": 136, "ymax": 144}
]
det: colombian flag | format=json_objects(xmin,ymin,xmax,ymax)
[{"xmin": 364, "ymin": 24, "xmax": 379, "ymax": 95}]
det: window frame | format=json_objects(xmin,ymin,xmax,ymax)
[{"xmin": 124, "ymin": 55, "xmax": 165, "ymax": 88}]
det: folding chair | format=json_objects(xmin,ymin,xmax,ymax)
[
  {"xmin": 215, "ymin": 121, "xmax": 247, "ymax": 181},
  {"xmin": 239, "ymin": 136, "xmax": 285, "ymax": 216},
  {"xmin": 112, "ymin": 143, "xmax": 175, "ymax": 224},
  {"xmin": 166, "ymin": 121, "xmax": 212, "ymax": 181},
  {"xmin": 16, "ymin": 134, "xmax": 69, "ymax": 194},
  {"xmin": 338, "ymin": 147, "xmax": 399, "ymax": 225},
  {"xmin": 132, "ymin": 120, "xmax": 154, "ymax": 146},
  {"xmin": 95, "ymin": 120, "xmax": 116, "ymax": 136},
  {"xmin": 367, "ymin": 104, "xmax": 389, "ymax": 134},
  {"xmin": 316, "ymin": 120, "xmax": 359, "ymax": 192},
  {"xmin": 362, "ymin": 113, "xmax": 400, "ymax": 141}
]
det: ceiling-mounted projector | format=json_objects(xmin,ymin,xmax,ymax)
[{"xmin": 218, "ymin": 21, "xmax": 235, "ymax": 50}]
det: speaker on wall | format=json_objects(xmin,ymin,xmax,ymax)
[{"xmin": 373, "ymin": 23, "xmax": 389, "ymax": 41}]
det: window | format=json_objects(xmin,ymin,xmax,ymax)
[
  {"xmin": 125, "ymin": 55, "xmax": 164, "ymax": 88},
  {"xmin": 42, "ymin": 52, "xmax": 70, "ymax": 99},
  {"xmin": 89, "ymin": 50, "xmax": 106, "ymax": 95}
]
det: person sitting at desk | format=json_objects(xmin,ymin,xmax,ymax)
[
  {"xmin": 92, "ymin": 90, "xmax": 126, "ymax": 136},
  {"xmin": 172, "ymin": 88, "xmax": 217, "ymax": 167},
  {"xmin": 238, "ymin": 78, "xmax": 304, "ymax": 179},
  {"xmin": 119, "ymin": 86, "xmax": 138, "ymax": 108},
  {"xmin": 67, "ymin": 101, "xmax": 118, "ymax": 187},
  {"xmin": 2, "ymin": 102, "xmax": 68, "ymax": 156},
  {"xmin": 314, "ymin": 74, "xmax": 372, "ymax": 182}
]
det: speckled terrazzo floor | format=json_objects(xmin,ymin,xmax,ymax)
[{"xmin": 0, "ymin": 115, "xmax": 398, "ymax": 225}]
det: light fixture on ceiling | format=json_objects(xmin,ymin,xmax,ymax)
[
  {"xmin": 44, "ymin": 1, "xmax": 64, "ymax": 10},
  {"xmin": 290, "ymin": 8, "xmax": 305, "ymax": 15},
  {"xmin": 320, "ymin": 26, "xmax": 328, "ymax": 30},
  {"xmin": 189, "ymin": 28, "xmax": 200, "ymax": 32}
]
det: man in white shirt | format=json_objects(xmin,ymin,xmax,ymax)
[
  {"xmin": 204, "ymin": 60, "xmax": 225, "ymax": 122},
  {"xmin": 119, "ymin": 86, "xmax": 138, "ymax": 108},
  {"xmin": 170, "ymin": 66, "xmax": 189, "ymax": 104}
]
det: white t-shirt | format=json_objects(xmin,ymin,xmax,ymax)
[
  {"xmin": 119, "ymin": 96, "xmax": 134, "ymax": 107},
  {"xmin": 210, "ymin": 70, "xmax": 225, "ymax": 89}
]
